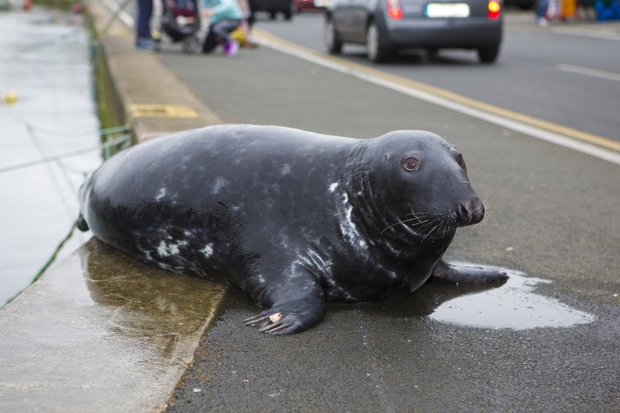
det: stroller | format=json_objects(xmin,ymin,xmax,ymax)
[{"xmin": 158, "ymin": 0, "xmax": 203, "ymax": 53}]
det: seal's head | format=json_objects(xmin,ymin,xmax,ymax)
[{"xmin": 364, "ymin": 130, "xmax": 485, "ymax": 240}]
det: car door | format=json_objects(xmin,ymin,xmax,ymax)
[
  {"xmin": 330, "ymin": 0, "xmax": 359, "ymax": 41},
  {"xmin": 347, "ymin": 0, "xmax": 374, "ymax": 42}
]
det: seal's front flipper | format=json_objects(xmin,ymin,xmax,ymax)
[
  {"xmin": 244, "ymin": 284, "xmax": 326, "ymax": 335},
  {"xmin": 432, "ymin": 259, "xmax": 509, "ymax": 285}
]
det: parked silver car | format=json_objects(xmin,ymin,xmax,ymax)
[{"xmin": 324, "ymin": 0, "xmax": 504, "ymax": 63}]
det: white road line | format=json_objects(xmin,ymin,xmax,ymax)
[
  {"xmin": 255, "ymin": 30, "xmax": 620, "ymax": 166},
  {"xmin": 551, "ymin": 27, "xmax": 620, "ymax": 41},
  {"xmin": 558, "ymin": 63, "xmax": 620, "ymax": 82}
]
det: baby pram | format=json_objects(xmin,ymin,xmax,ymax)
[{"xmin": 159, "ymin": 0, "xmax": 203, "ymax": 53}]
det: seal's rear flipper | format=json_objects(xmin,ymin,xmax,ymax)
[
  {"xmin": 76, "ymin": 214, "xmax": 89, "ymax": 231},
  {"xmin": 432, "ymin": 259, "xmax": 509, "ymax": 284}
]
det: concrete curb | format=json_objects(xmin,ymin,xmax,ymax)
[
  {"xmin": 99, "ymin": 35, "xmax": 223, "ymax": 142},
  {"xmin": 0, "ymin": 240, "xmax": 226, "ymax": 412},
  {"xmin": 0, "ymin": 1, "xmax": 228, "ymax": 411},
  {"xmin": 87, "ymin": 0, "xmax": 224, "ymax": 141}
]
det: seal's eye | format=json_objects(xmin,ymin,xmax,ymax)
[{"xmin": 403, "ymin": 157, "xmax": 421, "ymax": 172}]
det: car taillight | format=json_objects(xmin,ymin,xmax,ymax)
[
  {"xmin": 386, "ymin": 0, "xmax": 403, "ymax": 20},
  {"xmin": 488, "ymin": 0, "xmax": 501, "ymax": 19}
]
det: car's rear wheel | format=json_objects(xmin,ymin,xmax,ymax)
[
  {"xmin": 325, "ymin": 19, "xmax": 342, "ymax": 54},
  {"xmin": 366, "ymin": 22, "xmax": 390, "ymax": 63},
  {"xmin": 477, "ymin": 46, "xmax": 500, "ymax": 64}
]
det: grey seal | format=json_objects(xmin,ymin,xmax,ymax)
[{"xmin": 78, "ymin": 124, "xmax": 508, "ymax": 334}]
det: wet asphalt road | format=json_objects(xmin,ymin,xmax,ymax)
[{"xmin": 157, "ymin": 35, "xmax": 619, "ymax": 411}]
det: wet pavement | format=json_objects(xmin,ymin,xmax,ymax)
[{"xmin": 0, "ymin": 7, "xmax": 101, "ymax": 307}]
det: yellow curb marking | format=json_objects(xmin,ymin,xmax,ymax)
[{"xmin": 128, "ymin": 104, "xmax": 198, "ymax": 118}]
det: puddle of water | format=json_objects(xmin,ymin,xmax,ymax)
[
  {"xmin": 429, "ymin": 264, "xmax": 596, "ymax": 330},
  {"xmin": 0, "ymin": 8, "xmax": 101, "ymax": 307}
]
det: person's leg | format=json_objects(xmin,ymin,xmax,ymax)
[
  {"xmin": 211, "ymin": 20, "xmax": 241, "ymax": 56},
  {"xmin": 202, "ymin": 28, "xmax": 219, "ymax": 53},
  {"xmin": 536, "ymin": 0, "xmax": 549, "ymax": 24},
  {"xmin": 210, "ymin": 19, "xmax": 240, "ymax": 44},
  {"xmin": 136, "ymin": 0, "xmax": 157, "ymax": 49},
  {"xmin": 136, "ymin": 0, "xmax": 153, "ymax": 40}
]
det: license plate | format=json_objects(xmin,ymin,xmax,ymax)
[{"xmin": 425, "ymin": 3, "xmax": 470, "ymax": 17}]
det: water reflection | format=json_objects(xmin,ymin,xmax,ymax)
[
  {"xmin": 80, "ymin": 238, "xmax": 226, "ymax": 360},
  {"xmin": 342, "ymin": 264, "xmax": 594, "ymax": 331},
  {"xmin": 428, "ymin": 265, "xmax": 595, "ymax": 330}
]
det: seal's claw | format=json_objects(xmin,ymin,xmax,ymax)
[
  {"xmin": 259, "ymin": 321, "xmax": 287, "ymax": 334},
  {"xmin": 244, "ymin": 312, "xmax": 285, "ymax": 328},
  {"xmin": 243, "ymin": 314, "xmax": 271, "ymax": 327},
  {"xmin": 245, "ymin": 311, "xmax": 298, "ymax": 335},
  {"xmin": 244, "ymin": 299, "xmax": 325, "ymax": 335},
  {"xmin": 258, "ymin": 314, "xmax": 298, "ymax": 335}
]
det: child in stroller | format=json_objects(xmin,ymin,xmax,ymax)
[{"xmin": 159, "ymin": 0, "xmax": 203, "ymax": 53}]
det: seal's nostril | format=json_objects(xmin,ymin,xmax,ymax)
[
  {"xmin": 458, "ymin": 198, "xmax": 484, "ymax": 226},
  {"xmin": 458, "ymin": 201, "xmax": 469, "ymax": 222}
]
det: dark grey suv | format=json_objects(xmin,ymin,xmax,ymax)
[{"xmin": 325, "ymin": 0, "xmax": 504, "ymax": 63}]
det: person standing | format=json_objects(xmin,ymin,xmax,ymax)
[
  {"xmin": 200, "ymin": 0, "xmax": 243, "ymax": 56},
  {"xmin": 136, "ymin": 0, "xmax": 157, "ymax": 50},
  {"xmin": 535, "ymin": 0, "xmax": 550, "ymax": 25}
]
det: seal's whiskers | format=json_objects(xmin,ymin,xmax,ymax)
[{"xmin": 380, "ymin": 210, "xmax": 450, "ymax": 239}]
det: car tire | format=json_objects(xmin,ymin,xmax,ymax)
[
  {"xmin": 325, "ymin": 19, "xmax": 342, "ymax": 54},
  {"xmin": 366, "ymin": 22, "xmax": 390, "ymax": 63},
  {"xmin": 284, "ymin": 7, "xmax": 293, "ymax": 19},
  {"xmin": 477, "ymin": 46, "xmax": 500, "ymax": 64}
]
